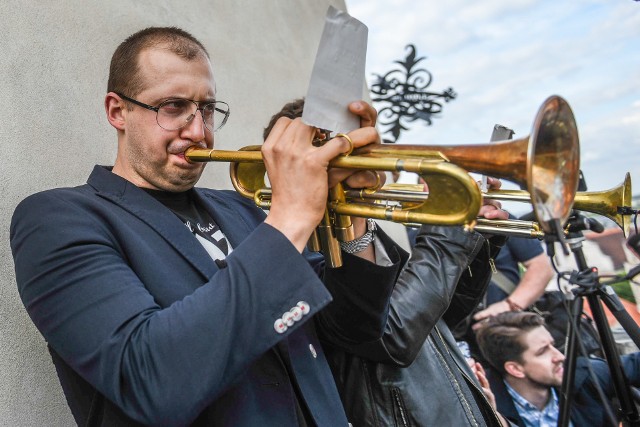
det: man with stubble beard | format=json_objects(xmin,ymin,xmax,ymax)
[
  {"xmin": 476, "ymin": 311, "xmax": 640, "ymax": 427},
  {"xmin": 10, "ymin": 27, "xmax": 409, "ymax": 426}
]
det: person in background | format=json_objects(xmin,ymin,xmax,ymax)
[
  {"xmin": 476, "ymin": 311, "xmax": 640, "ymax": 427},
  {"xmin": 453, "ymin": 216, "xmax": 554, "ymax": 362},
  {"xmin": 10, "ymin": 27, "xmax": 409, "ymax": 426},
  {"xmin": 391, "ymin": 174, "xmax": 552, "ymax": 325},
  {"xmin": 473, "ymin": 232, "xmax": 554, "ymax": 326}
]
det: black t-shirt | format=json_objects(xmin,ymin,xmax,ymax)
[{"xmin": 143, "ymin": 188, "xmax": 231, "ymax": 262}]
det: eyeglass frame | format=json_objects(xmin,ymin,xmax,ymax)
[{"xmin": 115, "ymin": 92, "xmax": 230, "ymax": 132}]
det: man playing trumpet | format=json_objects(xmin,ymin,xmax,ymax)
[{"xmin": 10, "ymin": 27, "xmax": 409, "ymax": 426}]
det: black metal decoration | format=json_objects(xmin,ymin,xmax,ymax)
[{"xmin": 370, "ymin": 44, "xmax": 456, "ymax": 143}]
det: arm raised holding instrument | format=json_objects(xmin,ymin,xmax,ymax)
[
  {"xmin": 263, "ymin": 100, "xmax": 383, "ymax": 262},
  {"xmin": 262, "ymin": 102, "xmax": 380, "ymax": 258}
]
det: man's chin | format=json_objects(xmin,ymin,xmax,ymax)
[
  {"xmin": 157, "ymin": 171, "xmax": 201, "ymax": 192},
  {"xmin": 173, "ymin": 175, "xmax": 200, "ymax": 191},
  {"xmin": 552, "ymin": 369, "xmax": 564, "ymax": 388},
  {"xmin": 551, "ymin": 378, "xmax": 563, "ymax": 388},
  {"xmin": 529, "ymin": 374, "xmax": 563, "ymax": 390}
]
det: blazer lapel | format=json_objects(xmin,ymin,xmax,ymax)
[
  {"xmin": 87, "ymin": 166, "xmax": 217, "ymax": 279},
  {"xmin": 192, "ymin": 189, "xmax": 258, "ymax": 250}
]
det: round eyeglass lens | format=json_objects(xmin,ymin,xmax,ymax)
[{"xmin": 156, "ymin": 99, "xmax": 229, "ymax": 132}]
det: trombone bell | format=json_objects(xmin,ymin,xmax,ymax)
[
  {"xmin": 354, "ymin": 96, "xmax": 580, "ymax": 234},
  {"xmin": 573, "ymin": 172, "xmax": 632, "ymax": 237}
]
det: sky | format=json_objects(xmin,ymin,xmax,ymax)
[{"xmin": 346, "ymin": 0, "xmax": 640, "ymax": 217}]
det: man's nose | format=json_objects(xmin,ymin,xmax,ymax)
[
  {"xmin": 181, "ymin": 110, "xmax": 207, "ymax": 139},
  {"xmin": 553, "ymin": 346, "xmax": 565, "ymax": 362}
]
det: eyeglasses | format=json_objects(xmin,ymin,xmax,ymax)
[{"xmin": 116, "ymin": 93, "xmax": 230, "ymax": 132}]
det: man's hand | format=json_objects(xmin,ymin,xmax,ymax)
[
  {"xmin": 473, "ymin": 251, "xmax": 552, "ymax": 328},
  {"xmin": 472, "ymin": 300, "xmax": 512, "ymax": 330},
  {"xmin": 329, "ymin": 101, "xmax": 383, "ymax": 260},
  {"xmin": 263, "ymin": 100, "xmax": 382, "ymax": 253},
  {"xmin": 327, "ymin": 101, "xmax": 381, "ymax": 189},
  {"xmin": 478, "ymin": 177, "xmax": 509, "ymax": 220},
  {"xmin": 471, "ymin": 362, "xmax": 498, "ymax": 411}
]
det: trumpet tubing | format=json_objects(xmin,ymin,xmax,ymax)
[{"xmin": 186, "ymin": 145, "xmax": 484, "ymax": 228}]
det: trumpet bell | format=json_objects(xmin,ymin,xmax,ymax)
[
  {"xmin": 483, "ymin": 173, "xmax": 633, "ymax": 237},
  {"xmin": 573, "ymin": 172, "xmax": 632, "ymax": 237}
]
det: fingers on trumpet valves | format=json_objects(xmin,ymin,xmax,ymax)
[
  {"xmin": 343, "ymin": 170, "xmax": 385, "ymax": 192},
  {"xmin": 483, "ymin": 199, "xmax": 502, "ymax": 210},
  {"xmin": 478, "ymin": 202, "xmax": 509, "ymax": 220},
  {"xmin": 365, "ymin": 171, "xmax": 384, "ymax": 194},
  {"xmin": 335, "ymin": 133, "xmax": 354, "ymax": 156}
]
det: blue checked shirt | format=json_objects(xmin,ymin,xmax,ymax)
[{"xmin": 504, "ymin": 381, "xmax": 573, "ymax": 427}]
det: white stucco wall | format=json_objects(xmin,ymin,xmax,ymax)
[{"xmin": 0, "ymin": 1, "xmax": 351, "ymax": 424}]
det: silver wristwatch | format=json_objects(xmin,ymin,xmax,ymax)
[{"xmin": 339, "ymin": 219, "xmax": 377, "ymax": 253}]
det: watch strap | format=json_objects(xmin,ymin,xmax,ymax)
[{"xmin": 339, "ymin": 219, "xmax": 377, "ymax": 253}]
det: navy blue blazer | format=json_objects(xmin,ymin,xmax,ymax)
[{"xmin": 11, "ymin": 166, "xmax": 403, "ymax": 426}]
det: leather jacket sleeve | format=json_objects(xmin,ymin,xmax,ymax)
[
  {"xmin": 443, "ymin": 233, "xmax": 505, "ymax": 329},
  {"xmin": 315, "ymin": 227, "xmax": 409, "ymax": 345},
  {"xmin": 321, "ymin": 224, "xmax": 503, "ymax": 366}
]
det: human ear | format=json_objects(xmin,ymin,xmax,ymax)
[
  {"xmin": 105, "ymin": 92, "xmax": 126, "ymax": 131},
  {"xmin": 504, "ymin": 361, "xmax": 526, "ymax": 379}
]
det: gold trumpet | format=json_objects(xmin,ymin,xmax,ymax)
[
  {"xmin": 185, "ymin": 95, "xmax": 580, "ymax": 266},
  {"xmin": 372, "ymin": 172, "xmax": 632, "ymax": 239},
  {"xmin": 482, "ymin": 172, "xmax": 633, "ymax": 237},
  {"xmin": 345, "ymin": 184, "xmax": 545, "ymax": 240},
  {"xmin": 186, "ymin": 145, "xmax": 483, "ymax": 227},
  {"xmin": 187, "ymin": 146, "xmax": 482, "ymax": 267}
]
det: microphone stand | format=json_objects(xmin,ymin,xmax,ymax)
[{"xmin": 551, "ymin": 213, "xmax": 640, "ymax": 427}]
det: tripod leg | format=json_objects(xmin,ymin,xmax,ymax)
[
  {"xmin": 558, "ymin": 296, "xmax": 582, "ymax": 427},
  {"xmin": 588, "ymin": 292, "xmax": 640, "ymax": 425},
  {"xmin": 599, "ymin": 285, "xmax": 640, "ymax": 350}
]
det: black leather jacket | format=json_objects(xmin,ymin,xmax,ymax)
[{"xmin": 321, "ymin": 225, "xmax": 505, "ymax": 426}]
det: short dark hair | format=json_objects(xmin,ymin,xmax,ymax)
[
  {"xmin": 107, "ymin": 27, "xmax": 209, "ymax": 98},
  {"xmin": 262, "ymin": 98, "xmax": 305, "ymax": 140},
  {"xmin": 475, "ymin": 311, "xmax": 546, "ymax": 376}
]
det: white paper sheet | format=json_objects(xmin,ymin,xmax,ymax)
[{"xmin": 302, "ymin": 6, "xmax": 368, "ymax": 134}]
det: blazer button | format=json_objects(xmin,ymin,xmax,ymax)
[
  {"xmin": 282, "ymin": 311, "xmax": 295, "ymax": 327},
  {"xmin": 290, "ymin": 306, "xmax": 303, "ymax": 321},
  {"xmin": 274, "ymin": 318, "xmax": 287, "ymax": 334},
  {"xmin": 309, "ymin": 344, "xmax": 317, "ymax": 358},
  {"xmin": 297, "ymin": 301, "xmax": 310, "ymax": 315}
]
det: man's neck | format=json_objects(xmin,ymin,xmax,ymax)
[{"xmin": 505, "ymin": 376, "xmax": 551, "ymax": 411}]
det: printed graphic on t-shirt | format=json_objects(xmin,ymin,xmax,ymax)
[{"xmin": 184, "ymin": 220, "xmax": 232, "ymax": 261}]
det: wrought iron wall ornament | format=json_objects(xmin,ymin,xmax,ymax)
[{"xmin": 370, "ymin": 44, "xmax": 456, "ymax": 143}]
